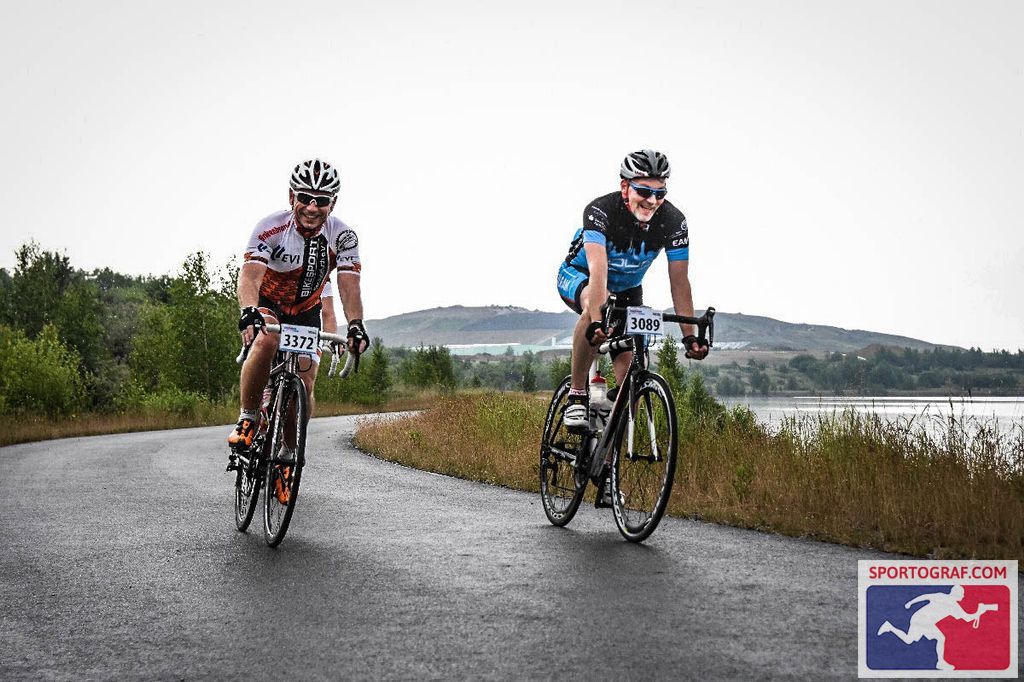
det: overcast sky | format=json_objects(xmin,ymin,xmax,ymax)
[{"xmin": 1, "ymin": 1, "xmax": 1021, "ymax": 350}]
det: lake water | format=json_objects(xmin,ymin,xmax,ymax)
[{"xmin": 722, "ymin": 396, "xmax": 1024, "ymax": 434}]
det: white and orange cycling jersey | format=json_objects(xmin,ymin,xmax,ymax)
[{"xmin": 242, "ymin": 210, "xmax": 360, "ymax": 316}]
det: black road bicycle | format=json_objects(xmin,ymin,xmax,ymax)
[
  {"xmin": 231, "ymin": 323, "xmax": 354, "ymax": 547},
  {"xmin": 539, "ymin": 299, "xmax": 715, "ymax": 543}
]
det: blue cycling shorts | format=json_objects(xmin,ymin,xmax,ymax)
[
  {"xmin": 556, "ymin": 262, "xmax": 643, "ymax": 315},
  {"xmin": 556, "ymin": 263, "xmax": 589, "ymax": 314}
]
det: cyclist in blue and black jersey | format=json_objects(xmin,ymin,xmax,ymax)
[{"xmin": 557, "ymin": 149, "xmax": 710, "ymax": 429}]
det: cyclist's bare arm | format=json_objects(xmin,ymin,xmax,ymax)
[
  {"xmin": 667, "ymin": 259, "xmax": 696, "ymax": 338},
  {"xmin": 583, "ymin": 243, "xmax": 608, "ymax": 325},
  {"xmin": 238, "ymin": 262, "xmax": 268, "ymax": 345},
  {"xmin": 320, "ymin": 294, "xmax": 338, "ymax": 334},
  {"xmin": 668, "ymin": 260, "xmax": 709, "ymax": 358},
  {"xmin": 238, "ymin": 261, "xmax": 267, "ymax": 308},
  {"xmin": 335, "ymin": 271, "xmax": 363, "ymax": 324}
]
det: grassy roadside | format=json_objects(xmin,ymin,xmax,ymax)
[
  {"xmin": 0, "ymin": 395, "xmax": 434, "ymax": 447},
  {"xmin": 355, "ymin": 392, "xmax": 1024, "ymax": 561}
]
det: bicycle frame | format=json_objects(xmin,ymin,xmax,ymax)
[
  {"xmin": 234, "ymin": 326, "xmax": 350, "ymax": 466},
  {"xmin": 583, "ymin": 305, "xmax": 715, "ymax": 481}
]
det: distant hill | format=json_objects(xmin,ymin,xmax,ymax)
[{"xmin": 365, "ymin": 305, "xmax": 956, "ymax": 353}]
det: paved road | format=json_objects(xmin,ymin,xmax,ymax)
[{"xmin": 0, "ymin": 416, "xmax": 1019, "ymax": 680}]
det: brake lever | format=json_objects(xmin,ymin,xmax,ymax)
[
  {"xmin": 328, "ymin": 348, "xmax": 341, "ymax": 377},
  {"xmin": 700, "ymin": 309, "xmax": 716, "ymax": 350}
]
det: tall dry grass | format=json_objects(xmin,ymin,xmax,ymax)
[
  {"xmin": 355, "ymin": 392, "xmax": 1024, "ymax": 560},
  {"xmin": 356, "ymin": 392, "xmax": 545, "ymax": 490}
]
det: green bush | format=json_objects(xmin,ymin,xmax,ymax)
[
  {"xmin": 137, "ymin": 387, "xmax": 209, "ymax": 418},
  {"xmin": 0, "ymin": 324, "xmax": 86, "ymax": 416},
  {"xmin": 547, "ymin": 355, "xmax": 571, "ymax": 388},
  {"xmin": 113, "ymin": 380, "xmax": 215, "ymax": 418},
  {"xmin": 314, "ymin": 339, "xmax": 393, "ymax": 406},
  {"xmin": 399, "ymin": 345, "xmax": 456, "ymax": 389}
]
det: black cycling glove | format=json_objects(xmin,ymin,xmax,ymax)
[
  {"xmin": 238, "ymin": 306, "xmax": 265, "ymax": 333},
  {"xmin": 585, "ymin": 320, "xmax": 605, "ymax": 346},
  {"xmin": 682, "ymin": 335, "xmax": 709, "ymax": 359},
  {"xmin": 347, "ymin": 319, "xmax": 369, "ymax": 353}
]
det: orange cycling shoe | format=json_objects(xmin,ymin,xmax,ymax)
[
  {"xmin": 228, "ymin": 418, "xmax": 256, "ymax": 450},
  {"xmin": 273, "ymin": 466, "xmax": 292, "ymax": 504}
]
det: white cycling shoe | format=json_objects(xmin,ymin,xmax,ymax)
[{"xmin": 563, "ymin": 399, "xmax": 589, "ymax": 430}]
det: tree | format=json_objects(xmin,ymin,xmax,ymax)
[
  {"xmin": 656, "ymin": 335, "xmax": 683, "ymax": 395},
  {"xmin": 714, "ymin": 376, "xmax": 745, "ymax": 396},
  {"xmin": 363, "ymin": 338, "xmax": 392, "ymax": 402},
  {"xmin": 129, "ymin": 253, "xmax": 238, "ymax": 399},
  {"xmin": 521, "ymin": 351, "xmax": 537, "ymax": 392},
  {"xmin": 750, "ymin": 369, "xmax": 771, "ymax": 396},
  {"xmin": 0, "ymin": 241, "xmax": 106, "ymax": 375},
  {"xmin": 399, "ymin": 345, "xmax": 456, "ymax": 389},
  {"xmin": 548, "ymin": 355, "xmax": 571, "ymax": 388}
]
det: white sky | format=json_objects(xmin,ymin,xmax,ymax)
[{"xmin": 1, "ymin": 0, "xmax": 1021, "ymax": 350}]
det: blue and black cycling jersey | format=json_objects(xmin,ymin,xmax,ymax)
[{"xmin": 562, "ymin": 192, "xmax": 689, "ymax": 292}]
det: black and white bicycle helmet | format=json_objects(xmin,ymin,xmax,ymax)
[
  {"xmin": 619, "ymin": 149, "xmax": 671, "ymax": 180},
  {"xmin": 289, "ymin": 158, "xmax": 341, "ymax": 195}
]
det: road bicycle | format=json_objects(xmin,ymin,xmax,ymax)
[
  {"xmin": 539, "ymin": 299, "xmax": 715, "ymax": 542},
  {"xmin": 231, "ymin": 323, "xmax": 354, "ymax": 547}
]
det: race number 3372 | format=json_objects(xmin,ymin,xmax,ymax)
[
  {"xmin": 625, "ymin": 306, "xmax": 663, "ymax": 336},
  {"xmin": 858, "ymin": 560, "xmax": 1017, "ymax": 678},
  {"xmin": 278, "ymin": 324, "xmax": 319, "ymax": 356}
]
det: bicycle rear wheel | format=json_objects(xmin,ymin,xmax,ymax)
[
  {"xmin": 611, "ymin": 372, "xmax": 677, "ymax": 543},
  {"xmin": 539, "ymin": 377, "xmax": 587, "ymax": 526},
  {"xmin": 263, "ymin": 374, "xmax": 307, "ymax": 547}
]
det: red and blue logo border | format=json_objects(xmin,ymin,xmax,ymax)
[{"xmin": 858, "ymin": 560, "xmax": 1018, "ymax": 678}]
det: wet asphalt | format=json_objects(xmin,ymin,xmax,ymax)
[{"xmin": 1, "ymin": 415, "xmax": 1019, "ymax": 681}]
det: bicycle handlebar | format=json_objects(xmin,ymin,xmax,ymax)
[
  {"xmin": 596, "ymin": 304, "xmax": 716, "ymax": 355},
  {"xmin": 235, "ymin": 324, "xmax": 357, "ymax": 378},
  {"xmin": 665, "ymin": 307, "xmax": 716, "ymax": 346}
]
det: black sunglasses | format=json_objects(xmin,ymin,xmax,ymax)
[
  {"xmin": 295, "ymin": 192, "xmax": 334, "ymax": 208},
  {"xmin": 629, "ymin": 182, "xmax": 668, "ymax": 200}
]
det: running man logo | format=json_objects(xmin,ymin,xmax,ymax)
[{"xmin": 858, "ymin": 560, "xmax": 1017, "ymax": 678}]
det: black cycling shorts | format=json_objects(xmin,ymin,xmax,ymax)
[{"xmin": 258, "ymin": 296, "xmax": 322, "ymax": 328}]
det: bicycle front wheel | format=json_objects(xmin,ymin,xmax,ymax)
[
  {"xmin": 539, "ymin": 376, "xmax": 587, "ymax": 526},
  {"xmin": 234, "ymin": 451, "xmax": 262, "ymax": 532},
  {"xmin": 263, "ymin": 374, "xmax": 307, "ymax": 547},
  {"xmin": 611, "ymin": 372, "xmax": 677, "ymax": 543}
]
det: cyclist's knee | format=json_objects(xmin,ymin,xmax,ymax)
[{"xmin": 251, "ymin": 331, "xmax": 279, "ymax": 356}]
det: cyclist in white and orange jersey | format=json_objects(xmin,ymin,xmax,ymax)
[{"xmin": 228, "ymin": 159, "xmax": 368, "ymax": 451}]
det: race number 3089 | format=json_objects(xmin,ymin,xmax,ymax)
[
  {"xmin": 625, "ymin": 306, "xmax": 663, "ymax": 336},
  {"xmin": 279, "ymin": 324, "xmax": 319, "ymax": 355}
]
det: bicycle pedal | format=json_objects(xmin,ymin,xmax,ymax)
[{"xmin": 594, "ymin": 486, "xmax": 616, "ymax": 509}]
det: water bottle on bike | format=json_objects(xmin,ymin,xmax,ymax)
[{"xmin": 589, "ymin": 372, "xmax": 611, "ymax": 432}]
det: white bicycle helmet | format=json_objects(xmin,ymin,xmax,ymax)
[{"xmin": 290, "ymin": 159, "xmax": 341, "ymax": 194}]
